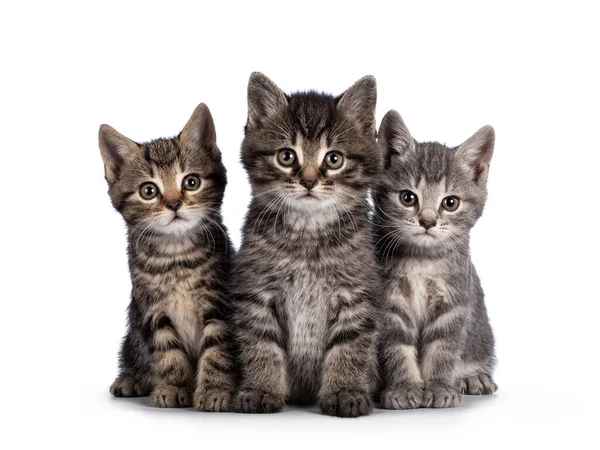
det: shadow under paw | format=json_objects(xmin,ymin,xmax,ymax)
[
  {"xmin": 381, "ymin": 386, "xmax": 424, "ymax": 410},
  {"xmin": 423, "ymin": 383, "xmax": 461, "ymax": 408},
  {"xmin": 235, "ymin": 389, "xmax": 285, "ymax": 413},
  {"xmin": 150, "ymin": 385, "xmax": 191, "ymax": 408},
  {"xmin": 110, "ymin": 375, "xmax": 149, "ymax": 397},
  {"xmin": 194, "ymin": 389, "xmax": 232, "ymax": 412},
  {"xmin": 320, "ymin": 389, "xmax": 372, "ymax": 418},
  {"xmin": 459, "ymin": 373, "xmax": 497, "ymax": 395}
]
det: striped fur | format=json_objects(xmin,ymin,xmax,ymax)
[
  {"xmin": 232, "ymin": 73, "xmax": 381, "ymax": 417},
  {"xmin": 374, "ymin": 111, "xmax": 497, "ymax": 409},
  {"xmin": 99, "ymin": 104, "xmax": 236, "ymax": 411}
]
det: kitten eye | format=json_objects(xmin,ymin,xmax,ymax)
[
  {"xmin": 324, "ymin": 151, "xmax": 344, "ymax": 170},
  {"xmin": 441, "ymin": 196, "xmax": 460, "ymax": 211},
  {"xmin": 277, "ymin": 148, "xmax": 296, "ymax": 167},
  {"xmin": 182, "ymin": 174, "xmax": 201, "ymax": 191},
  {"xmin": 139, "ymin": 182, "xmax": 159, "ymax": 200},
  {"xmin": 399, "ymin": 190, "xmax": 417, "ymax": 207}
]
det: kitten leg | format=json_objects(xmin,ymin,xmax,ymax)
[
  {"xmin": 458, "ymin": 293, "xmax": 497, "ymax": 395},
  {"xmin": 234, "ymin": 296, "xmax": 287, "ymax": 413},
  {"xmin": 379, "ymin": 345, "xmax": 424, "ymax": 409},
  {"xmin": 319, "ymin": 300, "xmax": 377, "ymax": 417},
  {"xmin": 379, "ymin": 300, "xmax": 424, "ymax": 409},
  {"xmin": 194, "ymin": 305, "xmax": 236, "ymax": 412},
  {"xmin": 420, "ymin": 307, "xmax": 467, "ymax": 408},
  {"xmin": 149, "ymin": 316, "xmax": 194, "ymax": 408},
  {"xmin": 110, "ymin": 332, "xmax": 151, "ymax": 397}
]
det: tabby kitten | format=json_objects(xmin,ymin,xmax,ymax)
[
  {"xmin": 374, "ymin": 110, "xmax": 497, "ymax": 409},
  {"xmin": 232, "ymin": 73, "xmax": 381, "ymax": 417},
  {"xmin": 99, "ymin": 104, "xmax": 235, "ymax": 411}
]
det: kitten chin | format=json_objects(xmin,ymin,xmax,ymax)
[{"xmin": 148, "ymin": 211, "xmax": 204, "ymax": 237}]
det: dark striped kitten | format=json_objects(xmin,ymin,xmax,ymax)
[
  {"xmin": 99, "ymin": 104, "xmax": 235, "ymax": 411},
  {"xmin": 232, "ymin": 73, "xmax": 381, "ymax": 417},
  {"xmin": 374, "ymin": 111, "xmax": 497, "ymax": 409}
]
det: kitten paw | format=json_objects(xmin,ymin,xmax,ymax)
[
  {"xmin": 150, "ymin": 385, "xmax": 191, "ymax": 408},
  {"xmin": 110, "ymin": 375, "xmax": 149, "ymax": 397},
  {"xmin": 235, "ymin": 389, "xmax": 285, "ymax": 413},
  {"xmin": 194, "ymin": 389, "xmax": 232, "ymax": 412},
  {"xmin": 458, "ymin": 373, "xmax": 497, "ymax": 395},
  {"xmin": 423, "ymin": 383, "xmax": 461, "ymax": 408},
  {"xmin": 381, "ymin": 386, "xmax": 424, "ymax": 410},
  {"xmin": 320, "ymin": 389, "xmax": 373, "ymax": 417}
]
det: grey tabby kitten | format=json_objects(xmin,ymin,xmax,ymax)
[
  {"xmin": 232, "ymin": 73, "xmax": 381, "ymax": 417},
  {"xmin": 374, "ymin": 110, "xmax": 497, "ymax": 409},
  {"xmin": 99, "ymin": 104, "xmax": 236, "ymax": 411}
]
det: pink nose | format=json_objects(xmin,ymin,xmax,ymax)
[
  {"xmin": 300, "ymin": 177, "xmax": 318, "ymax": 190},
  {"xmin": 166, "ymin": 199, "xmax": 181, "ymax": 211},
  {"xmin": 419, "ymin": 207, "xmax": 437, "ymax": 230},
  {"xmin": 419, "ymin": 218, "xmax": 437, "ymax": 230}
]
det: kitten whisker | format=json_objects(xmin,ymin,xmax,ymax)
[
  {"xmin": 252, "ymin": 192, "xmax": 287, "ymax": 235},
  {"xmin": 271, "ymin": 192, "xmax": 290, "ymax": 235},
  {"xmin": 331, "ymin": 193, "xmax": 359, "ymax": 235},
  {"xmin": 133, "ymin": 220, "xmax": 156, "ymax": 253}
]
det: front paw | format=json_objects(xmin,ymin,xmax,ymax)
[
  {"xmin": 381, "ymin": 385, "xmax": 424, "ymax": 410},
  {"xmin": 423, "ymin": 383, "xmax": 461, "ymax": 408},
  {"xmin": 320, "ymin": 389, "xmax": 373, "ymax": 417},
  {"xmin": 458, "ymin": 373, "xmax": 497, "ymax": 395},
  {"xmin": 150, "ymin": 385, "xmax": 191, "ymax": 408},
  {"xmin": 235, "ymin": 389, "xmax": 285, "ymax": 413},
  {"xmin": 194, "ymin": 388, "xmax": 232, "ymax": 412},
  {"xmin": 110, "ymin": 375, "xmax": 149, "ymax": 397}
]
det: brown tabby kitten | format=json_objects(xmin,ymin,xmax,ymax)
[
  {"xmin": 99, "ymin": 104, "xmax": 235, "ymax": 411},
  {"xmin": 232, "ymin": 73, "xmax": 381, "ymax": 417}
]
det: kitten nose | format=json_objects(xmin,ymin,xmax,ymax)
[
  {"xmin": 419, "ymin": 208, "xmax": 437, "ymax": 230},
  {"xmin": 419, "ymin": 218, "xmax": 437, "ymax": 230},
  {"xmin": 299, "ymin": 177, "xmax": 318, "ymax": 190},
  {"xmin": 166, "ymin": 199, "xmax": 182, "ymax": 211}
]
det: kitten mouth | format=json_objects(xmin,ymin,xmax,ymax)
[
  {"xmin": 169, "ymin": 216, "xmax": 186, "ymax": 223},
  {"xmin": 300, "ymin": 192, "xmax": 318, "ymax": 200}
]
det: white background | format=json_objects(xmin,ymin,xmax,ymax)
[{"xmin": 1, "ymin": 1, "xmax": 598, "ymax": 448}]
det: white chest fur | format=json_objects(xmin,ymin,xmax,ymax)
[
  {"xmin": 392, "ymin": 258, "xmax": 450, "ymax": 323},
  {"xmin": 165, "ymin": 284, "xmax": 203, "ymax": 353},
  {"xmin": 143, "ymin": 271, "xmax": 205, "ymax": 357},
  {"xmin": 281, "ymin": 266, "xmax": 331, "ymax": 398},
  {"xmin": 284, "ymin": 269, "xmax": 328, "ymax": 357}
]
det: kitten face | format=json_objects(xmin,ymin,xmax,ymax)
[
  {"xmin": 241, "ymin": 73, "xmax": 379, "ymax": 220},
  {"xmin": 98, "ymin": 104, "xmax": 226, "ymax": 237},
  {"xmin": 375, "ymin": 110, "xmax": 494, "ymax": 251}
]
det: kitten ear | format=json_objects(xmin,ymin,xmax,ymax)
[
  {"xmin": 456, "ymin": 125, "xmax": 495, "ymax": 182},
  {"xmin": 180, "ymin": 103, "xmax": 220, "ymax": 160},
  {"xmin": 337, "ymin": 75, "xmax": 377, "ymax": 133},
  {"xmin": 247, "ymin": 72, "xmax": 288, "ymax": 128},
  {"xmin": 98, "ymin": 124, "xmax": 139, "ymax": 184},
  {"xmin": 378, "ymin": 110, "xmax": 414, "ymax": 167}
]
